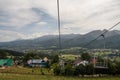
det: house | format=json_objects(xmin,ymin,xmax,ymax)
[
  {"xmin": 73, "ymin": 57, "xmax": 81, "ymax": 66},
  {"xmin": 80, "ymin": 60, "xmax": 89, "ymax": 66},
  {"xmin": 27, "ymin": 59, "xmax": 48, "ymax": 67},
  {"xmin": 73, "ymin": 57, "xmax": 89, "ymax": 66},
  {"xmin": 0, "ymin": 58, "xmax": 12, "ymax": 67},
  {"xmin": 43, "ymin": 57, "xmax": 48, "ymax": 62}
]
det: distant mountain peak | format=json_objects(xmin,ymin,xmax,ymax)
[{"xmin": 0, "ymin": 30, "xmax": 120, "ymax": 50}]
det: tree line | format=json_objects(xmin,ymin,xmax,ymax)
[{"xmin": 53, "ymin": 60, "xmax": 120, "ymax": 76}]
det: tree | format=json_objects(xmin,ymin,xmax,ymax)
[
  {"xmin": 51, "ymin": 55, "xmax": 59, "ymax": 64},
  {"xmin": 108, "ymin": 62, "xmax": 117, "ymax": 75},
  {"xmin": 74, "ymin": 66, "xmax": 80, "ymax": 76},
  {"xmin": 23, "ymin": 52, "xmax": 40, "ymax": 62},
  {"xmin": 54, "ymin": 66, "xmax": 61, "ymax": 75},
  {"xmin": 64, "ymin": 64, "xmax": 74, "ymax": 76},
  {"xmin": 81, "ymin": 53, "xmax": 91, "ymax": 61},
  {"xmin": 116, "ymin": 61, "xmax": 120, "ymax": 74},
  {"xmin": 85, "ymin": 64, "xmax": 94, "ymax": 75},
  {"xmin": 0, "ymin": 50, "xmax": 7, "ymax": 59},
  {"xmin": 78, "ymin": 64, "xmax": 86, "ymax": 76}
]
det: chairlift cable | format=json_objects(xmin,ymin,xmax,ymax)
[{"xmin": 84, "ymin": 21, "xmax": 120, "ymax": 48}]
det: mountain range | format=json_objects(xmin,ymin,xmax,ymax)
[{"xmin": 0, "ymin": 30, "xmax": 120, "ymax": 51}]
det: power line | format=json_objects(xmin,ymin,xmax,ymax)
[
  {"xmin": 56, "ymin": 0, "xmax": 120, "ymax": 49},
  {"xmin": 62, "ymin": 22, "xmax": 120, "ymax": 48},
  {"xmin": 84, "ymin": 21, "xmax": 120, "ymax": 48},
  {"xmin": 57, "ymin": 0, "xmax": 62, "ymax": 49}
]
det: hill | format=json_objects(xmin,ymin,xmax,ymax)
[
  {"xmin": 0, "ymin": 49, "xmax": 24, "ymax": 56},
  {"xmin": 0, "ymin": 30, "xmax": 120, "ymax": 51}
]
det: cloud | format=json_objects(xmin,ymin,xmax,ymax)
[
  {"xmin": 0, "ymin": 0, "xmax": 120, "ymax": 29},
  {"xmin": 0, "ymin": 10, "xmax": 40, "ymax": 28},
  {"xmin": 0, "ymin": 30, "xmax": 52, "ymax": 42},
  {"xmin": 0, "ymin": 0, "xmax": 120, "ymax": 42},
  {"xmin": 58, "ymin": 0, "xmax": 120, "ymax": 34},
  {"xmin": 30, "ymin": 0, "xmax": 120, "ymax": 34},
  {"xmin": 0, "ymin": 30, "xmax": 25, "ymax": 42},
  {"xmin": 36, "ymin": 22, "xmax": 47, "ymax": 26},
  {"xmin": 0, "ymin": 0, "xmax": 40, "ymax": 28}
]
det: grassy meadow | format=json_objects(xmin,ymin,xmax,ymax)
[
  {"xmin": 61, "ymin": 54, "xmax": 78, "ymax": 60},
  {"xmin": 0, "ymin": 66, "xmax": 120, "ymax": 80},
  {"xmin": 0, "ymin": 66, "xmax": 52, "ymax": 75},
  {"xmin": 0, "ymin": 73, "xmax": 120, "ymax": 80}
]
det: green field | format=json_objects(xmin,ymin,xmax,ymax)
[
  {"xmin": 0, "ymin": 66, "xmax": 51, "ymax": 75},
  {"xmin": 61, "ymin": 54, "xmax": 78, "ymax": 60},
  {"xmin": 0, "ymin": 73, "xmax": 120, "ymax": 80},
  {"xmin": 0, "ymin": 67, "xmax": 120, "ymax": 80}
]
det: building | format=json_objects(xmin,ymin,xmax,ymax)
[
  {"xmin": 27, "ymin": 59, "xmax": 48, "ymax": 67},
  {"xmin": 0, "ymin": 58, "xmax": 12, "ymax": 67},
  {"xmin": 43, "ymin": 57, "xmax": 48, "ymax": 62},
  {"xmin": 73, "ymin": 57, "xmax": 89, "ymax": 66},
  {"xmin": 73, "ymin": 58, "xmax": 81, "ymax": 66}
]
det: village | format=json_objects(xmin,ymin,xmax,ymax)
[{"xmin": 0, "ymin": 48, "xmax": 120, "ymax": 76}]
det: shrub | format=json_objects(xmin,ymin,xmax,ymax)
[{"xmin": 54, "ymin": 66, "xmax": 61, "ymax": 75}]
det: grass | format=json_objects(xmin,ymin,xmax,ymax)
[
  {"xmin": 0, "ymin": 66, "xmax": 51, "ymax": 75},
  {"xmin": 0, "ymin": 73, "xmax": 120, "ymax": 80},
  {"xmin": 61, "ymin": 54, "xmax": 78, "ymax": 60},
  {"xmin": 0, "ymin": 66, "xmax": 120, "ymax": 80}
]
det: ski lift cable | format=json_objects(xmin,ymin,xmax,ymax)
[
  {"xmin": 62, "ymin": 22, "xmax": 120, "ymax": 47},
  {"xmin": 56, "ymin": 0, "xmax": 120, "ymax": 49},
  {"xmin": 84, "ymin": 21, "xmax": 120, "ymax": 47}
]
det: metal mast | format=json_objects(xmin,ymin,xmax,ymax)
[{"xmin": 57, "ymin": 0, "xmax": 61, "ymax": 49}]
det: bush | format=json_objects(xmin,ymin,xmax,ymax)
[
  {"xmin": 108, "ymin": 62, "xmax": 117, "ymax": 75},
  {"xmin": 85, "ymin": 64, "xmax": 94, "ymax": 75},
  {"xmin": 64, "ymin": 64, "xmax": 74, "ymax": 76},
  {"xmin": 116, "ymin": 61, "xmax": 120, "ymax": 74},
  {"xmin": 74, "ymin": 66, "xmax": 80, "ymax": 76},
  {"xmin": 54, "ymin": 64, "xmax": 75, "ymax": 76},
  {"xmin": 54, "ymin": 66, "xmax": 61, "ymax": 75},
  {"xmin": 53, "ymin": 60, "xmax": 120, "ymax": 76},
  {"xmin": 51, "ymin": 55, "xmax": 59, "ymax": 64}
]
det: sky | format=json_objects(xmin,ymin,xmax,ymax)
[{"xmin": 0, "ymin": 0, "xmax": 120, "ymax": 42}]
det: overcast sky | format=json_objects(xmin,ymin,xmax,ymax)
[{"xmin": 0, "ymin": 0, "xmax": 120, "ymax": 42}]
